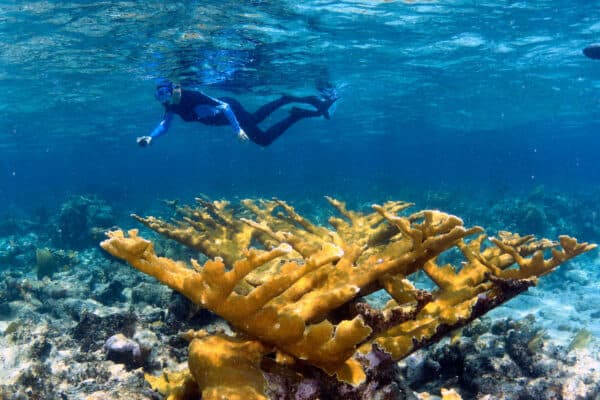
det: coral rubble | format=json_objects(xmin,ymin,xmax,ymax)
[
  {"xmin": 100, "ymin": 197, "xmax": 595, "ymax": 399},
  {"xmin": 401, "ymin": 315, "xmax": 600, "ymax": 399}
]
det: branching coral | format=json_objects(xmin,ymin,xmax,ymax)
[{"xmin": 100, "ymin": 197, "xmax": 595, "ymax": 399}]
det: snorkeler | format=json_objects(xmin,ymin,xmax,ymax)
[{"xmin": 137, "ymin": 81, "xmax": 339, "ymax": 147}]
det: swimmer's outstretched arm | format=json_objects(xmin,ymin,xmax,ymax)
[
  {"xmin": 214, "ymin": 98, "xmax": 249, "ymax": 142},
  {"xmin": 137, "ymin": 112, "xmax": 174, "ymax": 146}
]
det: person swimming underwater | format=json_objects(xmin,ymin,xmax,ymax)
[{"xmin": 137, "ymin": 81, "xmax": 339, "ymax": 147}]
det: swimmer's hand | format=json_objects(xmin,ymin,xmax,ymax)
[
  {"xmin": 237, "ymin": 129, "xmax": 249, "ymax": 143},
  {"xmin": 137, "ymin": 136, "xmax": 152, "ymax": 147}
]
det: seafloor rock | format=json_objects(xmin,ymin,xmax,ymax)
[
  {"xmin": 245, "ymin": 342, "xmax": 418, "ymax": 400},
  {"xmin": 104, "ymin": 333, "xmax": 145, "ymax": 369},
  {"xmin": 486, "ymin": 187, "xmax": 600, "ymax": 242},
  {"xmin": 52, "ymin": 195, "xmax": 116, "ymax": 249},
  {"xmin": 400, "ymin": 316, "xmax": 600, "ymax": 399},
  {"xmin": 0, "ymin": 210, "xmax": 38, "ymax": 237},
  {"xmin": 0, "ymin": 254, "xmax": 179, "ymax": 399},
  {"xmin": 92, "ymin": 280, "xmax": 126, "ymax": 305},
  {"xmin": 317, "ymin": 344, "xmax": 416, "ymax": 400},
  {"xmin": 72, "ymin": 310, "xmax": 137, "ymax": 352},
  {"xmin": 0, "ymin": 273, "xmax": 24, "ymax": 315},
  {"xmin": 0, "ymin": 243, "xmax": 192, "ymax": 399},
  {"xmin": 0, "ymin": 234, "xmax": 37, "ymax": 270},
  {"xmin": 131, "ymin": 281, "xmax": 172, "ymax": 307}
]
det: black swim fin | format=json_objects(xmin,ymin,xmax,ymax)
[{"xmin": 317, "ymin": 92, "xmax": 340, "ymax": 120}]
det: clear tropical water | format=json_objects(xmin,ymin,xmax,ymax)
[
  {"xmin": 1, "ymin": 2, "xmax": 600, "ymax": 398},
  {"xmin": 1, "ymin": 0, "xmax": 599, "ymax": 212}
]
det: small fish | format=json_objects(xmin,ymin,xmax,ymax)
[
  {"xmin": 567, "ymin": 329, "xmax": 593, "ymax": 352},
  {"xmin": 450, "ymin": 328, "xmax": 463, "ymax": 345},
  {"xmin": 527, "ymin": 330, "xmax": 546, "ymax": 353}
]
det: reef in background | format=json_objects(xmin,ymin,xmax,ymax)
[{"xmin": 101, "ymin": 196, "xmax": 595, "ymax": 399}]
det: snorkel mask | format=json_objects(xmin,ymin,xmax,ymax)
[{"xmin": 155, "ymin": 81, "xmax": 182, "ymax": 104}]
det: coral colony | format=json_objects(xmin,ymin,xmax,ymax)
[{"xmin": 101, "ymin": 197, "xmax": 595, "ymax": 400}]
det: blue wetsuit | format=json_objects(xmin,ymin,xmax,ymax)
[{"xmin": 149, "ymin": 89, "xmax": 327, "ymax": 147}]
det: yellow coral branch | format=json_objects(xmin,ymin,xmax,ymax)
[
  {"xmin": 100, "ymin": 196, "xmax": 596, "ymax": 396},
  {"xmin": 187, "ymin": 334, "xmax": 271, "ymax": 400}
]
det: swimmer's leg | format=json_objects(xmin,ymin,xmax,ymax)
[
  {"xmin": 251, "ymin": 107, "xmax": 322, "ymax": 147},
  {"xmin": 252, "ymin": 95, "xmax": 332, "ymax": 123}
]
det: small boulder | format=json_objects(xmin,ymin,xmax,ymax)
[{"xmin": 104, "ymin": 333, "xmax": 144, "ymax": 369}]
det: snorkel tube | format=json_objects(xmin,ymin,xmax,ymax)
[{"xmin": 171, "ymin": 82, "xmax": 182, "ymax": 104}]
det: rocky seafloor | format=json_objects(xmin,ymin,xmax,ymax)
[{"xmin": 0, "ymin": 192, "xmax": 599, "ymax": 400}]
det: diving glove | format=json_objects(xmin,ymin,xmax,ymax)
[{"xmin": 137, "ymin": 136, "xmax": 152, "ymax": 147}]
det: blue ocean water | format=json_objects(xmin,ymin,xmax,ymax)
[{"xmin": 1, "ymin": 1, "xmax": 599, "ymax": 214}]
